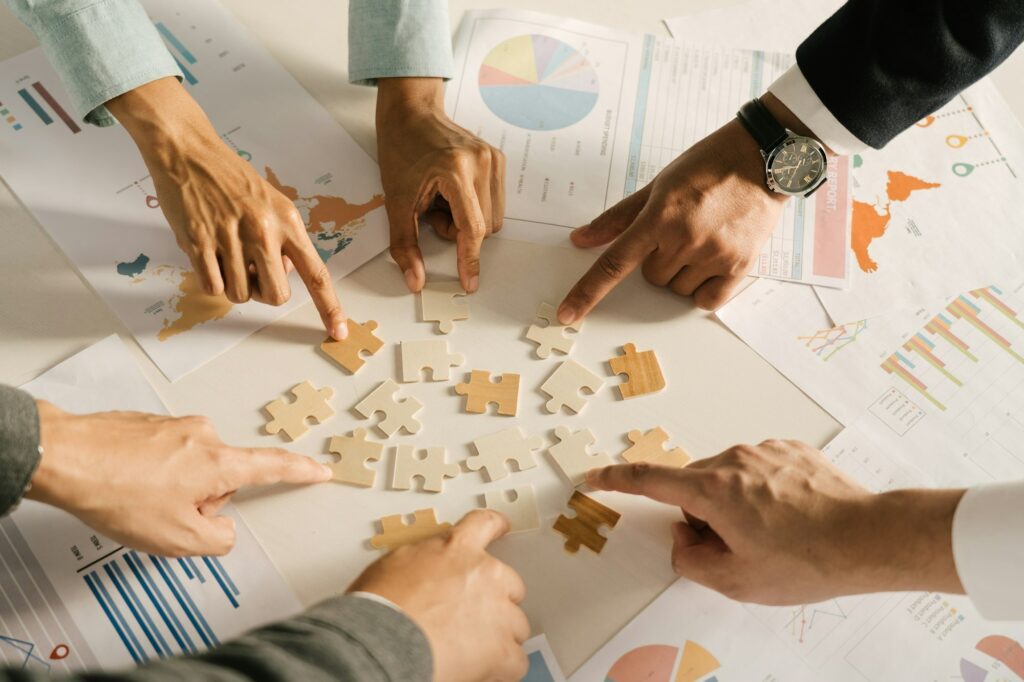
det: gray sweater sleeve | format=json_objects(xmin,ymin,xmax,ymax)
[
  {"xmin": 1, "ymin": 595, "xmax": 432, "ymax": 681},
  {"xmin": 0, "ymin": 385, "xmax": 41, "ymax": 516}
]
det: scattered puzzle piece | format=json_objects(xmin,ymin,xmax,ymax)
[
  {"xmin": 354, "ymin": 379, "xmax": 424, "ymax": 437},
  {"xmin": 466, "ymin": 427, "xmax": 543, "ymax": 481},
  {"xmin": 400, "ymin": 339, "xmax": 465, "ymax": 382},
  {"xmin": 264, "ymin": 380, "xmax": 335, "ymax": 441},
  {"xmin": 420, "ymin": 281, "xmax": 469, "ymax": 334},
  {"xmin": 540, "ymin": 359, "xmax": 604, "ymax": 414},
  {"xmin": 525, "ymin": 302, "xmax": 580, "ymax": 359},
  {"xmin": 483, "ymin": 485, "xmax": 540, "ymax": 533},
  {"xmin": 548, "ymin": 426, "xmax": 613, "ymax": 486},
  {"xmin": 608, "ymin": 343, "xmax": 665, "ymax": 399},
  {"xmin": 392, "ymin": 445, "xmax": 460, "ymax": 493},
  {"xmin": 327, "ymin": 428, "xmax": 383, "ymax": 487},
  {"xmin": 553, "ymin": 490, "xmax": 620, "ymax": 554},
  {"xmin": 319, "ymin": 320, "xmax": 384, "ymax": 374},
  {"xmin": 454, "ymin": 370, "xmax": 521, "ymax": 415},
  {"xmin": 621, "ymin": 427, "xmax": 691, "ymax": 467},
  {"xmin": 370, "ymin": 508, "xmax": 451, "ymax": 552}
]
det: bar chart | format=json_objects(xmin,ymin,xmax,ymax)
[{"xmin": 9, "ymin": 80, "xmax": 79, "ymax": 134}]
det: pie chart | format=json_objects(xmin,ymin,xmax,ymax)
[{"xmin": 479, "ymin": 34, "xmax": 599, "ymax": 131}]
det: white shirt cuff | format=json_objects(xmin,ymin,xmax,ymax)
[
  {"xmin": 767, "ymin": 64, "xmax": 868, "ymax": 156},
  {"xmin": 349, "ymin": 591, "xmax": 405, "ymax": 614},
  {"xmin": 951, "ymin": 482, "xmax": 1024, "ymax": 620}
]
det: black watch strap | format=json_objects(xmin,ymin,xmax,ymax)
[{"xmin": 737, "ymin": 99, "xmax": 788, "ymax": 154}]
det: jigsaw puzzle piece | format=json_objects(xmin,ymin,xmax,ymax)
[
  {"xmin": 483, "ymin": 485, "xmax": 540, "ymax": 533},
  {"xmin": 608, "ymin": 343, "xmax": 665, "ymax": 399},
  {"xmin": 540, "ymin": 359, "xmax": 604, "ymax": 414},
  {"xmin": 400, "ymin": 339, "xmax": 465, "ymax": 382},
  {"xmin": 327, "ymin": 428, "xmax": 383, "ymax": 487},
  {"xmin": 621, "ymin": 427, "xmax": 690, "ymax": 467},
  {"xmin": 548, "ymin": 426, "xmax": 613, "ymax": 486},
  {"xmin": 466, "ymin": 427, "xmax": 543, "ymax": 481},
  {"xmin": 525, "ymin": 302, "xmax": 581, "ymax": 359},
  {"xmin": 320, "ymin": 320, "xmax": 384, "ymax": 374},
  {"xmin": 264, "ymin": 380, "xmax": 335, "ymax": 441},
  {"xmin": 420, "ymin": 281, "xmax": 469, "ymax": 334},
  {"xmin": 454, "ymin": 370, "xmax": 521, "ymax": 415},
  {"xmin": 370, "ymin": 508, "xmax": 451, "ymax": 552},
  {"xmin": 553, "ymin": 490, "xmax": 621, "ymax": 554},
  {"xmin": 392, "ymin": 445, "xmax": 460, "ymax": 493},
  {"xmin": 354, "ymin": 379, "xmax": 424, "ymax": 437}
]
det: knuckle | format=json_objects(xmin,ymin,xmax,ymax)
[
  {"xmin": 596, "ymin": 251, "xmax": 628, "ymax": 280},
  {"xmin": 308, "ymin": 264, "xmax": 332, "ymax": 291}
]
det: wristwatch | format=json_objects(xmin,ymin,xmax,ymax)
[{"xmin": 737, "ymin": 98, "xmax": 827, "ymax": 197}]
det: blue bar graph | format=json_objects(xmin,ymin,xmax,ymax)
[
  {"xmin": 152, "ymin": 556, "xmax": 219, "ymax": 648},
  {"xmin": 172, "ymin": 56, "xmax": 198, "ymax": 86},
  {"xmin": 84, "ymin": 573, "xmax": 144, "ymax": 664},
  {"xmin": 125, "ymin": 551, "xmax": 195, "ymax": 654},
  {"xmin": 106, "ymin": 563, "xmax": 170, "ymax": 658},
  {"xmin": 156, "ymin": 22, "xmax": 196, "ymax": 63},
  {"xmin": 17, "ymin": 89, "xmax": 51, "ymax": 125},
  {"xmin": 203, "ymin": 557, "xmax": 239, "ymax": 608},
  {"xmin": 186, "ymin": 557, "xmax": 205, "ymax": 583}
]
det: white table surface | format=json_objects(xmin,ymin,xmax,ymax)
[{"xmin": 1, "ymin": 1, "xmax": 1022, "ymax": 674}]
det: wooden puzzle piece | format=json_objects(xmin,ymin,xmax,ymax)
[
  {"xmin": 327, "ymin": 428, "xmax": 383, "ymax": 487},
  {"xmin": 608, "ymin": 343, "xmax": 665, "ymax": 399},
  {"xmin": 392, "ymin": 445, "xmax": 460, "ymax": 493},
  {"xmin": 548, "ymin": 426, "xmax": 613, "ymax": 487},
  {"xmin": 540, "ymin": 359, "xmax": 604, "ymax": 414},
  {"xmin": 466, "ymin": 427, "xmax": 543, "ymax": 481},
  {"xmin": 264, "ymin": 380, "xmax": 335, "ymax": 441},
  {"xmin": 369, "ymin": 508, "xmax": 451, "ymax": 552},
  {"xmin": 454, "ymin": 370, "xmax": 520, "ymax": 415},
  {"xmin": 483, "ymin": 485, "xmax": 540, "ymax": 533},
  {"xmin": 354, "ymin": 379, "xmax": 424, "ymax": 437},
  {"xmin": 420, "ymin": 281, "xmax": 469, "ymax": 334},
  {"xmin": 525, "ymin": 302, "xmax": 581, "ymax": 359},
  {"xmin": 621, "ymin": 427, "xmax": 691, "ymax": 467},
  {"xmin": 553, "ymin": 490, "xmax": 621, "ymax": 554},
  {"xmin": 319, "ymin": 320, "xmax": 384, "ymax": 374},
  {"xmin": 400, "ymin": 339, "xmax": 465, "ymax": 382}
]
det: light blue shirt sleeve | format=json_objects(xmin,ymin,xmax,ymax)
[
  {"xmin": 348, "ymin": 0, "xmax": 455, "ymax": 85},
  {"xmin": 5, "ymin": 0, "xmax": 181, "ymax": 127}
]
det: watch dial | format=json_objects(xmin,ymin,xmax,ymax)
[{"xmin": 769, "ymin": 139, "xmax": 826, "ymax": 193}]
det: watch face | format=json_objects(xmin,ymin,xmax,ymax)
[{"xmin": 768, "ymin": 137, "xmax": 827, "ymax": 194}]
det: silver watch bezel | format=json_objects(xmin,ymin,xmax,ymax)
[{"xmin": 763, "ymin": 133, "xmax": 828, "ymax": 197}]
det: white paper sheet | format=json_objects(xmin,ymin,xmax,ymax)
[
  {"xmin": 663, "ymin": 0, "xmax": 843, "ymax": 53},
  {"xmin": 0, "ymin": 0, "xmax": 388, "ymax": 381},
  {"xmin": 2, "ymin": 335, "xmax": 300, "ymax": 671},
  {"xmin": 572, "ymin": 425, "xmax": 1024, "ymax": 682},
  {"xmin": 445, "ymin": 10, "xmax": 851, "ymax": 288}
]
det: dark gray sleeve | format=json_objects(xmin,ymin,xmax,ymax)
[
  {"xmin": 0, "ymin": 595, "xmax": 432, "ymax": 681},
  {"xmin": 0, "ymin": 385, "xmax": 41, "ymax": 516}
]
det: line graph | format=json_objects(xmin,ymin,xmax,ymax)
[{"xmin": 798, "ymin": 320, "xmax": 868, "ymax": 361}]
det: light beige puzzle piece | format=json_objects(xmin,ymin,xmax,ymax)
[
  {"xmin": 319, "ymin": 320, "xmax": 384, "ymax": 374},
  {"xmin": 540, "ymin": 359, "xmax": 604, "ymax": 414},
  {"xmin": 392, "ymin": 445, "xmax": 460, "ymax": 493},
  {"xmin": 608, "ymin": 343, "xmax": 666, "ymax": 399},
  {"xmin": 621, "ymin": 427, "xmax": 691, "ymax": 467},
  {"xmin": 454, "ymin": 370, "xmax": 520, "ymax": 415},
  {"xmin": 327, "ymin": 428, "xmax": 383, "ymax": 487},
  {"xmin": 420, "ymin": 281, "xmax": 469, "ymax": 334},
  {"xmin": 548, "ymin": 426, "xmax": 613, "ymax": 486},
  {"xmin": 525, "ymin": 302, "xmax": 581, "ymax": 359},
  {"xmin": 466, "ymin": 427, "xmax": 543, "ymax": 481},
  {"xmin": 354, "ymin": 379, "xmax": 423, "ymax": 437},
  {"xmin": 483, "ymin": 485, "xmax": 540, "ymax": 533},
  {"xmin": 369, "ymin": 508, "xmax": 451, "ymax": 552},
  {"xmin": 553, "ymin": 490, "xmax": 621, "ymax": 554},
  {"xmin": 264, "ymin": 380, "xmax": 335, "ymax": 441},
  {"xmin": 400, "ymin": 339, "xmax": 465, "ymax": 382}
]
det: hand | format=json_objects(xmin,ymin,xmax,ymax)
[
  {"xmin": 348, "ymin": 510, "xmax": 528, "ymax": 682},
  {"xmin": 376, "ymin": 77, "xmax": 505, "ymax": 294},
  {"xmin": 587, "ymin": 440, "xmax": 966, "ymax": 605},
  {"xmin": 27, "ymin": 402, "xmax": 332, "ymax": 557},
  {"xmin": 107, "ymin": 77, "xmax": 348, "ymax": 340},
  {"xmin": 557, "ymin": 93, "xmax": 812, "ymax": 323}
]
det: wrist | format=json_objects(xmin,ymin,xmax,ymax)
[
  {"xmin": 376, "ymin": 77, "xmax": 445, "ymax": 124},
  {"xmin": 846, "ymin": 489, "xmax": 966, "ymax": 594},
  {"xmin": 25, "ymin": 401, "xmax": 74, "ymax": 510},
  {"xmin": 719, "ymin": 119, "xmax": 789, "ymax": 205}
]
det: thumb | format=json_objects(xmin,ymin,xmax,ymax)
[
  {"xmin": 670, "ymin": 520, "xmax": 733, "ymax": 585},
  {"xmin": 586, "ymin": 463, "xmax": 710, "ymax": 518},
  {"xmin": 193, "ymin": 514, "xmax": 237, "ymax": 556},
  {"xmin": 571, "ymin": 184, "xmax": 652, "ymax": 248}
]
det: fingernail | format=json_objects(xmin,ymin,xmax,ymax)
[
  {"xmin": 333, "ymin": 320, "xmax": 349, "ymax": 340},
  {"xmin": 468, "ymin": 275, "xmax": 479, "ymax": 293},
  {"xmin": 557, "ymin": 303, "xmax": 577, "ymax": 325},
  {"xmin": 319, "ymin": 464, "xmax": 333, "ymax": 480},
  {"xmin": 404, "ymin": 269, "xmax": 418, "ymax": 293}
]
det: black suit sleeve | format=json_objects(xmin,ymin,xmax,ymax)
[{"xmin": 796, "ymin": 0, "xmax": 1024, "ymax": 149}]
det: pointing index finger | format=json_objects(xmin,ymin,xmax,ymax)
[
  {"xmin": 586, "ymin": 463, "xmax": 709, "ymax": 515},
  {"xmin": 284, "ymin": 229, "xmax": 348, "ymax": 340}
]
